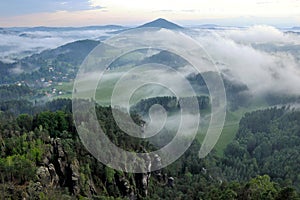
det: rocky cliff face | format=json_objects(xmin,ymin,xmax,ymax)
[
  {"xmin": 33, "ymin": 138, "xmax": 83, "ymax": 196},
  {"xmin": 29, "ymin": 138, "xmax": 174, "ymax": 199}
]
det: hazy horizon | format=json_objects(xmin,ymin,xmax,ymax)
[
  {"xmin": 1, "ymin": 17, "xmax": 300, "ymax": 29},
  {"xmin": 1, "ymin": 0, "xmax": 300, "ymax": 27}
]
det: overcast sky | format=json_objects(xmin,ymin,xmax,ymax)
[{"xmin": 0, "ymin": 0, "xmax": 300, "ymax": 27}]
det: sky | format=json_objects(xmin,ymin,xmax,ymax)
[{"xmin": 0, "ymin": 0, "xmax": 300, "ymax": 27}]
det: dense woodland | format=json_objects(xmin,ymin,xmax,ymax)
[
  {"xmin": 130, "ymin": 96, "xmax": 210, "ymax": 116},
  {"xmin": 220, "ymin": 107, "xmax": 300, "ymax": 190},
  {"xmin": 0, "ymin": 97, "xmax": 299, "ymax": 199}
]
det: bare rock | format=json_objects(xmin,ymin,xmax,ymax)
[
  {"xmin": 70, "ymin": 159, "xmax": 80, "ymax": 195},
  {"xmin": 36, "ymin": 166, "xmax": 51, "ymax": 186}
]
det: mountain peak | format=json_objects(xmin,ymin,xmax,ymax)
[{"xmin": 138, "ymin": 18, "xmax": 183, "ymax": 30}]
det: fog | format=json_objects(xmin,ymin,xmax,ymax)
[
  {"xmin": 0, "ymin": 28, "xmax": 120, "ymax": 63},
  {"xmin": 193, "ymin": 26, "xmax": 300, "ymax": 96},
  {"xmin": 220, "ymin": 25, "xmax": 300, "ymax": 44},
  {"xmin": 1, "ymin": 24, "xmax": 300, "ymax": 97}
]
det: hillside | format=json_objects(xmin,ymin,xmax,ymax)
[
  {"xmin": 138, "ymin": 18, "xmax": 184, "ymax": 30},
  {"xmin": 0, "ymin": 99, "xmax": 299, "ymax": 199},
  {"xmin": 0, "ymin": 40, "xmax": 100, "ymax": 85}
]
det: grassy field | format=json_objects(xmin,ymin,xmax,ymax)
[
  {"xmin": 213, "ymin": 110, "xmax": 243, "ymax": 156},
  {"xmin": 196, "ymin": 109, "xmax": 240, "ymax": 157},
  {"xmin": 196, "ymin": 106, "xmax": 267, "ymax": 157},
  {"xmin": 210, "ymin": 97, "xmax": 271, "ymax": 156}
]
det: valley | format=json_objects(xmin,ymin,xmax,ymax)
[{"xmin": 0, "ymin": 18, "xmax": 300, "ymax": 199}]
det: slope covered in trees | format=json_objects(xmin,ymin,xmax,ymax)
[
  {"xmin": 0, "ymin": 99, "xmax": 299, "ymax": 199},
  {"xmin": 220, "ymin": 107, "xmax": 300, "ymax": 191}
]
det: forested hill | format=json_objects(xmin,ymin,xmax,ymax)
[
  {"xmin": 0, "ymin": 40, "xmax": 100, "ymax": 84},
  {"xmin": 138, "ymin": 18, "xmax": 184, "ymax": 30},
  {"xmin": 0, "ymin": 98, "xmax": 299, "ymax": 199},
  {"xmin": 22, "ymin": 39, "xmax": 100, "ymax": 67},
  {"xmin": 220, "ymin": 106, "xmax": 300, "ymax": 191},
  {"xmin": 130, "ymin": 96, "xmax": 210, "ymax": 116}
]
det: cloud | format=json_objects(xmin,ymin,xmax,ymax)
[
  {"xmin": 95, "ymin": 64, "xmax": 197, "ymax": 107},
  {"xmin": 10, "ymin": 64, "xmax": 24, "ymax": 74},
  {"xmin": 1, "ymin": 24, "xmax": 300, "ymax": 99},
  {"xmin": 193, "ymin": 26, "xmax": 300, "ymax": 96},
  {"xmin": 219, "ymin": 25, "xmax": 300, "ymax": 44},
  {"xmin": 0, "ymin": 28, "xmax": 117, "ymax": 63},
  {"xmin": 0, "ymin": 0, "xmax": 102, "ymax": 16}
]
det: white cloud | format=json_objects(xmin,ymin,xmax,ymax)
[
  {"xmin": 1, "ymin": 24, "xmax": 300, "ymax": 98},
  {"xmin": 219, "ymin": 25, "xmax": 300, "ymax": 44},
  {"xmin": 194, "ymin": 27, "xmax": 300, "ymax": 95},
  {"xmin": 0, "ymin": 29, "xmax": 116, "ymax": 63}
]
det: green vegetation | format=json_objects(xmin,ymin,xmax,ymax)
[
  {"xmin": 1, "ymin": 44, "xmax": 299, "ymax": 199},
  {"xmin": 131, "ymin": 96, "xmax": 210, "ymax": 116},
  {"xmin": 0, "ymin": 98, "xmax": 299, "ymax": 199},
  {"xmin": 220, "ymin": 106, "xmax": 300, "ymax": 191}
]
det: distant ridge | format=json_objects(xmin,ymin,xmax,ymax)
[
  {"xmin": 23, "ymin": 25, "xmax": 124, "ymax": 32},
  {"xmin": 0, "ymin": 25, "xmax": 124, "ymax": 33},
  {"xmin": 108, "ymin": 18, "xmax": 184, "ymax": 34},
  {"xmin": 291, "ymin": 26, "xmax": 300, "ymax": 30},
  {"xmin": 137, "ymin": 18, "xmax": 184, "ymax": 30}
]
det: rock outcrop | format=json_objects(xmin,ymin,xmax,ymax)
[
  {"xmin": 34, "ymin": 138, "xmax": 81, "ymax": 196},
  {"xmin": 32, "ymin": 138, "xmax": 175, "ymax": 199}
]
